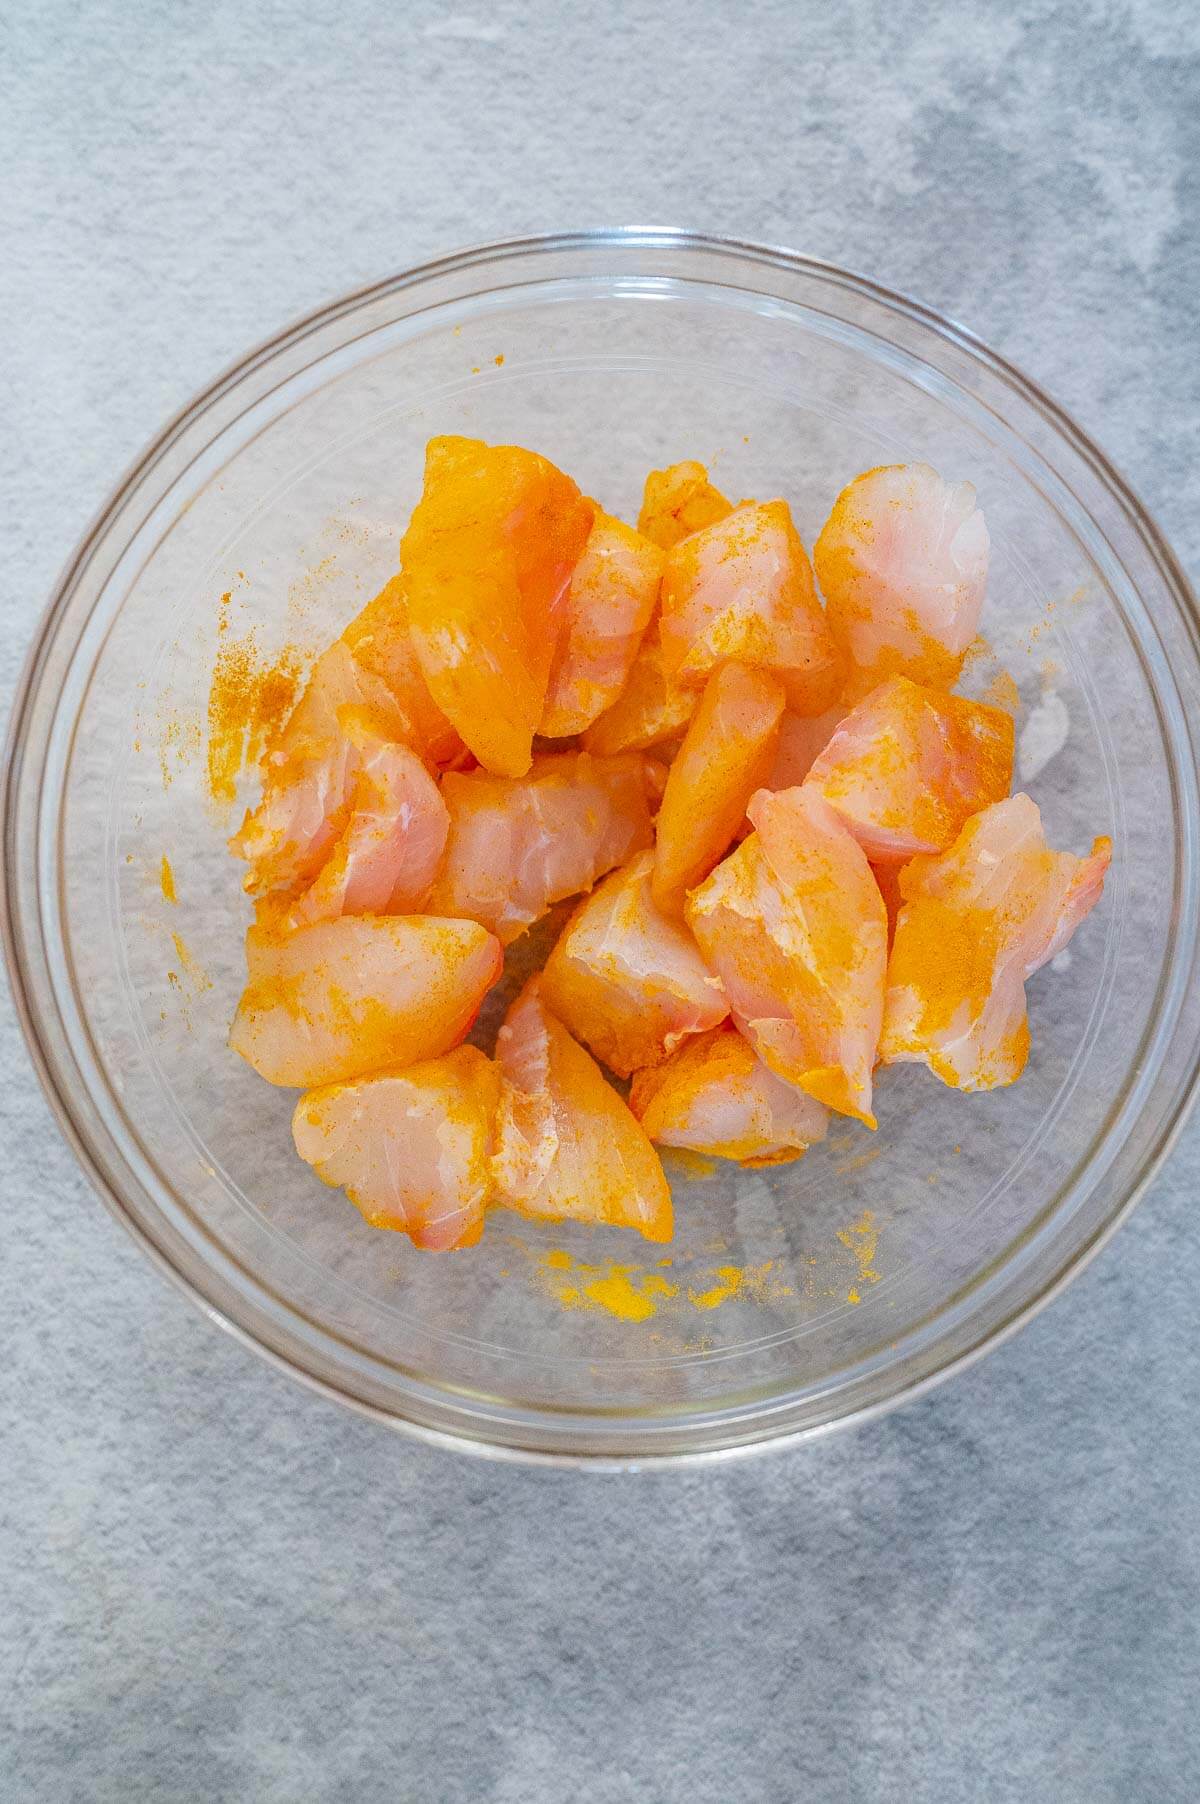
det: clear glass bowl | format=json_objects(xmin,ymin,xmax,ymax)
[{"xmin": 6, "ymin": 230, "xmax": 1200, "ymax": 1466}]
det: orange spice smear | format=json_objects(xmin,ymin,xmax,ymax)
[
  {"xmin": 207, "ymin": 628, "xmax": 303, "ymax": 804},
  {"xmin": 533, "ymin": 1248, "xmax": 792, "ymax": 1323}
]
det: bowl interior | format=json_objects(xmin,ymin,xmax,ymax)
[{"xmin": 20, "ymin": 239, "xmax": 1199, "ymax": 1459}]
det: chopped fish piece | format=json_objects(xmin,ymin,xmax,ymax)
[
  {"xmin": 659, "ymin": 499, "xmax": 843, "ymax": 713},
  {"xmin": 540, "ymin": 510, "xmax": 663, "ymax": 736},
  {"xmin": 652, "ymin": 661, "xmax": 786, "ymax": 915},
  {"xmin": 541, "ymin": 851, "xmax": 728, "ymax": 1077},
  {"xmin": 805, "ymin": 675, "xmax": 1013, "ymax": 861},
  {"xmin": 292, "ymin": 1046, "xmax": 501, "ymax": 1250},
  {"xmin": 761, "ymin": 705, "xmax": 850, "ymax": 794},
  {"xmin": 282, "ymin": 710, "xmax": 449, "ymax": 927},
  {"xmin": 427, "ymin": 750, "xmax": 656, "ymax": 944},
  {"xmin": 401, "ymin": 436, "xmax": 593, "ymax": 777},
  {"xmin": 580, "ymin": 624, "xmax": 698, "ymax": 756},
  {"xmin": 341, "ymin": 574, "xmax": 466, "ymax": 768},
  {"xmin": 230, "ymin": 913, "xmax": 501, "ymax": 1088},
  {"xmin": 492, "ymin": 979, "xmax": 672, "ymax": 1242},
  {"xmin": 637, "ymin": 460, "xmax": 732, "ymax": 551},
  {"xmin": 631, "ymin": 1024, "xmax": 830, "ymax": 1166},
  {"xmin": 814, "ymin": 463, "xmax": 989, "ymax": 690},
  {"xmin": 229, "ymin": 644, "xmax": 407, "ymax": 896},
  {"xmin": 687, "ymin": 786, "xmax": 888, "ymax": 1126},
  {"xmin": 880, "ymin": 793, "xmax": 1111, "ymax": 1090}
]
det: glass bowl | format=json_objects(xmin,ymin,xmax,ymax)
[{"xmin": 6, "ymin": 230, "xmax": 1200, "ymax": 1467}]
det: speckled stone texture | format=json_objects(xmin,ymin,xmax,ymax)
[{"xmin": 2, "ymin": 2, "xmax": 1199, "ymax": 1799}]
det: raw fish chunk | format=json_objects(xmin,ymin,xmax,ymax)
[
  {"xmin": 687, "ymin": 786, "xmax": 887, "ymax": 1126},
  {"xmin": 401, "ymin": 436, "xmax": 593, "ymax": 777},
  {"xmin": 229, "ymin": 575, "xmax": 464, "ymax": 900},
  {"xmin": 271, "ymin": 638, "xmax": 408, "ymax": 760},
  {"xmin": 761, "ymin": 706, "xmax": 850, "ymax": 794},
  {"xmin": 637, "ymin": 460, "xmax": 732, "ymax": 551},
  {"xmin": 230, "ymin": 644, "xmax": 407, "ymax": 896},
  {"xmin": 341, "ymin": 575, "xmax": 466, "ymax": 768},
  {"xmin": 540, "ymin": 511, "xmax": 663, "ymax": 735},
  {"xmin": 659, "ymin": 500, "xmax": 843, "ymax": 713},
  {"xmin": 281, "ymin": 711, "xmax": 449, "ymax": 928},
  {"xmin": 427, "ymin": 751, "xmax": 656, "ymax": 944},
  {"xmin": 814, "ymin": 464, "xmax": 989, "ymax": 690},
  {"xmin": 580, "ymin": 625, "xmax": 698, "ymax": 755},
  {"xmin": 880, "ymin": 793, "xmax": 1111, "ymax": 1090},
  {"xmin": 631, "ymin": 1025, "xmax": 829, "ymax": 1166},
  {"xmin": 541, "ymin": 851, "xmax": 728, "ymax": 1077},
  {"xmin": 492, "ymin": 980, "xmax": 672, "ymax": 1242},
  {"xmin": 805, "ymin": 675, "xmax": 1013, "ymax": 861},
  {"xmin": 292, "ymin": 1046, "xmax": 500, "ymax": 1251},
  {"xmin": 652, "ymin": 661, "xmax": 785, "ymax": 915},
  {"xmin": 230, "ymin": 914, "xmax": 502, "ymax": 1087}
]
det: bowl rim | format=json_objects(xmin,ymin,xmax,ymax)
[{"xmin": 5, "ymin": 224, "xmax": 1200, "ymax": 1468}]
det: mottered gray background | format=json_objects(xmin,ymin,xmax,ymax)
[{"xmin": 2, "ymin": 2, "xmax": 1198, "ymax": 1798}]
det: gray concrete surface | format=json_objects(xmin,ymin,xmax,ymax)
[{"xmin": 2, "ymin": 2, "xmax": 1198, "ymax": 1798}]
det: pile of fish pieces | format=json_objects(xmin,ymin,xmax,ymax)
[{"xmin": 228, "ymin": 440, "xmax": 1110, "ymax": 1251}]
